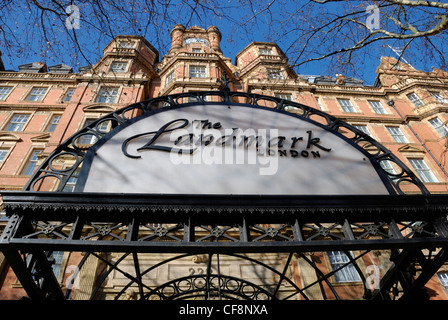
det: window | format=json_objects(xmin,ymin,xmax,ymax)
[
  {"xmin": 380, "ymin": 160, "xmax": 397, "ymax": 177},
  {"xmin": 0, "ymin": 148, "xmax": 9, "ymax": 164},
  {"xmin": 25, "ymin": 87, "xmax": 48, "ymax": 102},
  {"xmin": 95, "ymin": 87, "xmax": 119, "ymax": 103},
  {"xmin": 267, "ymin": 69, "xmax": 284, "ymax": 80},
  {"xmin": 22, "ymin": 149, "xmax": 42, "ymax": 175},
  {"xmin": 368, "ymin": 100, "xmax": 387, "ymax": 114},
  {"xmin": 430, "ymin": 91, "xmax": 447, "ymax": 103},
  {"xmin": 119, "ymin": 41, "xmax": 135, "ymax": 48},
  {"xmin": 260, "ymin": 48, "xmax": 273, "ymax": 55},
  {"xmin": 165, "ymin": 71, "xmax": 175, "ymax": 85},
  {"xmin": 407, "ymin": 93, "xmax": 424, "ymax": 107},
  {"xmin": 46, "ymin": 114, "xmax": 61, "ymax": 133},
  {"xmin": 328, "ymin": 251, "xmax": 361, "ymax": 283},
  {"xmin": 5, "ymin": 114, "xmax": 30, "ymax": 131},
  {"xmin": 387, "ymin": 126, "xmax": 408, "ymax": 143},
  {"xmin": 0, "ymin": 87, "xmax": 12, "ymax": 100},
  {"xmin": 192, "ymin": 48, "xmax": 202, "ymax": 53},
  {"xmin": 438, "ymin": 273, "xmax": 448, "ymax": 294},
  {"xmin": 338, "ymin": 99, "xmax": 356, "ymax": 112},
  {"xmin": 429, "ymin": 118, "xmax": 448, "ymax": 137},
  {"xmin": 189, "ymin": 65, "xmax": 206, "ymax": 78},
  {"xmin": 50, "ymin": 251, "xmax": 65, "ymax": 278},
  {"xmin": 77, "ymin": 119, "xmax": 109, "ymax": 145},
  {"xmin": 63, "ymin": 88, "xmax": 75, "ymax": 102},
  {"xmin": 316, "ymin": 97, "xmax": 325, "ymax": 111},
  {"xmin": 353, "ymin": 125, "xmax": 372, "ymax": 137},
  {"xmin": 63, "ymin": 168, "xmax": 81, "ymax": 192},
  {"xmin": 275, "ymin": 93, "xmax": 293, "ymax": 101},
  {"xmin": 110, "ymin": 61, "xmax": 128, "ymax": 73},
  {"xmin": 409, "ymin": 158, "xmax": 438, "ymax": 183}
]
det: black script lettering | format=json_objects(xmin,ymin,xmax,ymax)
[
  {"xmin": 268, "ymin": 136, "xmax": 286, "ymax": 148},
  {"xmin": 193, "ymin": 119, "xmax": 222, "ymax": 130},
  {"xmin": 306, "ymin": 131, "xmax": 332, "ymax": 152},
  {"xmin": 291, "ymin": 137, "xmax": 303, "ymax": 148},
  {"xmin": 122, "ymin": 119, "xmax": 194, "ymax": 158},
  {"xmin": 311, "ymin": 151, "xmax": 320, "ymax": 158},
  {"xmin": 290, "ymin": 150, "xmax": 299, "ymax": 157}
]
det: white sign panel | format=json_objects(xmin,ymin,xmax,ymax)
[{"xmin": 79, "ymin": 104, "xmax": 390, "ymax": 195}]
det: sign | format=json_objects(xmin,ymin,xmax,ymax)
[{"xmin": 78, "ymin": 104, "xmax": 391, "ymax": 195}]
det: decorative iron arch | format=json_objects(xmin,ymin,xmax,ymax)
[
  {"xmin": 2, "ymin": 90, "xmax": 448, "ymax": 302},
  {"xmin": 23, "ymin": 90, "xmax": 428, "ymax": 195}
]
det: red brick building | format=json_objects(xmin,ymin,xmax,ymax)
[{"xmin": 0, "ymin": 24, "xmax": 447, "ymax": 300}]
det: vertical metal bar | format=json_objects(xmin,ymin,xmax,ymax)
[
  {"xmin": 132, "ymin": 253, "xmax": 145, "ymax": 300},
  {"xmin": 272, "ymin": 253, "xmax": 293, "ymax": 298},
  {"xmin": 342, "ymin": 219, "xmax": 355, "ymax": 241},
  {"xmin": 2, "ymin": 249, "xmax": 44, "ymax": 300},
  {"xmin": 292, "ymin": 219, "xmax": 304, "ymax": 242},
  {"xmin": 184, "ymin": 218, "xmax": 194, "ymax": 242},
  {"xmin": 239, "ymin": 218, "xmax": 250, "ymax": 242}
]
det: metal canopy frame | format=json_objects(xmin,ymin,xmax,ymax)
[{"xmin": 1, "ymin": 87, "xmax": 448, "ymax": 301}]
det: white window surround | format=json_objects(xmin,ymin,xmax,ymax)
[
  {"xmin": 353, "ymin": 124, "xmax": 372, "ymax": 137},
  {"xmin": 25, "ymin": 87, "xmax": 48, "ymax": 102},
  {"xmin": 46, "ymin": 114, "xmax": 61, "ymax": 133},
  {"xmin": 407, "ymin": 92, "xmax": 424, "ymax": 107},
  {"xmin": 328, "ymin": 251, "xmax": 361, "ymax": 283},
  {"xmin": 408, "ymin": 158, "xmax": 438, "ymax": 183},
  {"xmin": 95, "ymin": 87, "xmax": 120, "ymax": 103},
  {"xmin": 4, "ymin": 114, "xmax": 30, "ymax": 132},
  {"xmin": 386, "ymin": 126, "xmax": 409, "ymax": 143},
  {"xmin": 429, "ymin": 118, "xmax": 448, "ymax": 137},
  {"xmin": 368, "ymin": 100, "xmax": 387, "ymax": 114},
  {"xmin": 0, "ymin": 87, "xmax": 12, "ymax": 100},
  {"xmin": 189, "ymin": 65, "xmax": 206, "ymax": 78},
  {"xmin": 110, "ymin": 61, "xmax": 128, "ymax": 73},
  {"xmin": 21, "ymin": 149, "xmax": 43, "ymax": 176},
  {"xmin": 267, "ymin": 69, "xmax": 284, "ymax": 80},
  {"xmin": 338, "ymin": 98, "xmax": 356, "ymax": 113},
  {"xmin": 430, "ymin": 91, "xmax": 447, "ymax": 103}
]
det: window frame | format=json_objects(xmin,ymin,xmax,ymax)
[
  {"xmin": 0, "ymin": 86, "xmax": 13, "ymax": 101},
  {"xmin": 45, "ymin": 114, "xmax": 62, "ymax": 133},
  {"xmin": 386, "ymin": 126, "xmax": 409, "ymax": 143},
  {"xmin": 337, "ymin": 98, "xmax": 356, "ymax": 113},
  {"xmin": 429, "ymin": 117, "xmax": 448, "ymax": 137},
  {"xmin": 368, "ymin": 100, "xmax": 387, "ymax": 114},
  {"xmin": 62, "ymin": 88, "xmax": 75, "ymax": 102},
  {"xmin": 118, "ymin": 41, "xmax": 135, "ymax": 48},
  {"xmin": 4, "ymin": 113, "xmax": 31, "ymax": 132},
  {"xmin": 95, "ymin": 86, "xmax": 120, "ymax": 104},
  {"xmin": 165, "ymin": 70, "xmax": 175, "ymax": 86},
  {"xmin": 109, "ymin": 61, "xmax": 128, "ymax": 73},
  {"xmin": 21, "ymin": 148, "xmax": 43, "ymax": 176},
  {"xmin": 189, "ymin": 65, "xmax": 207, "ymax": 78},
  {"xmin": 267, "ymin": 68, "xmax": 284, "ymax": 80},
  {"xmin": 25, "ymin": 87, "xmax": 48, "ymax": 102},
  {"xmin": 430, "ymin": 91, "xmax": 447, "ymax": 103},
  {"xmin": 408, "ymin": 158, "xmax": 438, "ymax": 183},
  {"xmin": 407, "ymin": 92, "xmax": 424, "ymax": 107},
  {"xmin": 260, "ymin": 48, "xmax": 273, "ymax": 55},
  {"xmin": 327, "ymin": 251, "xmax": 362, "ymax": 283}
]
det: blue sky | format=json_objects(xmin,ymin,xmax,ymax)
[{"xmin": 1, "ymin": 1, "xmax": 445, "ymax": 86}]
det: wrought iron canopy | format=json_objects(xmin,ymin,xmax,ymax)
[{"xmin": 1, "ymin": 90, "xmax": 447, "ymax": 301}]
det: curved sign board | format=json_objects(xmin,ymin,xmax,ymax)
[{"xmin": 77, "ymin": 104, "xmax": 392, "ymax": 195}]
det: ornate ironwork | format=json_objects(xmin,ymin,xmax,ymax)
[
  {"xmin": 1, "ymin": 91, "xmax": 447, "ymax": 301},
  {"xmin": 21, "ymin": 90, "xmax": 428, "ymax": 195}
]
